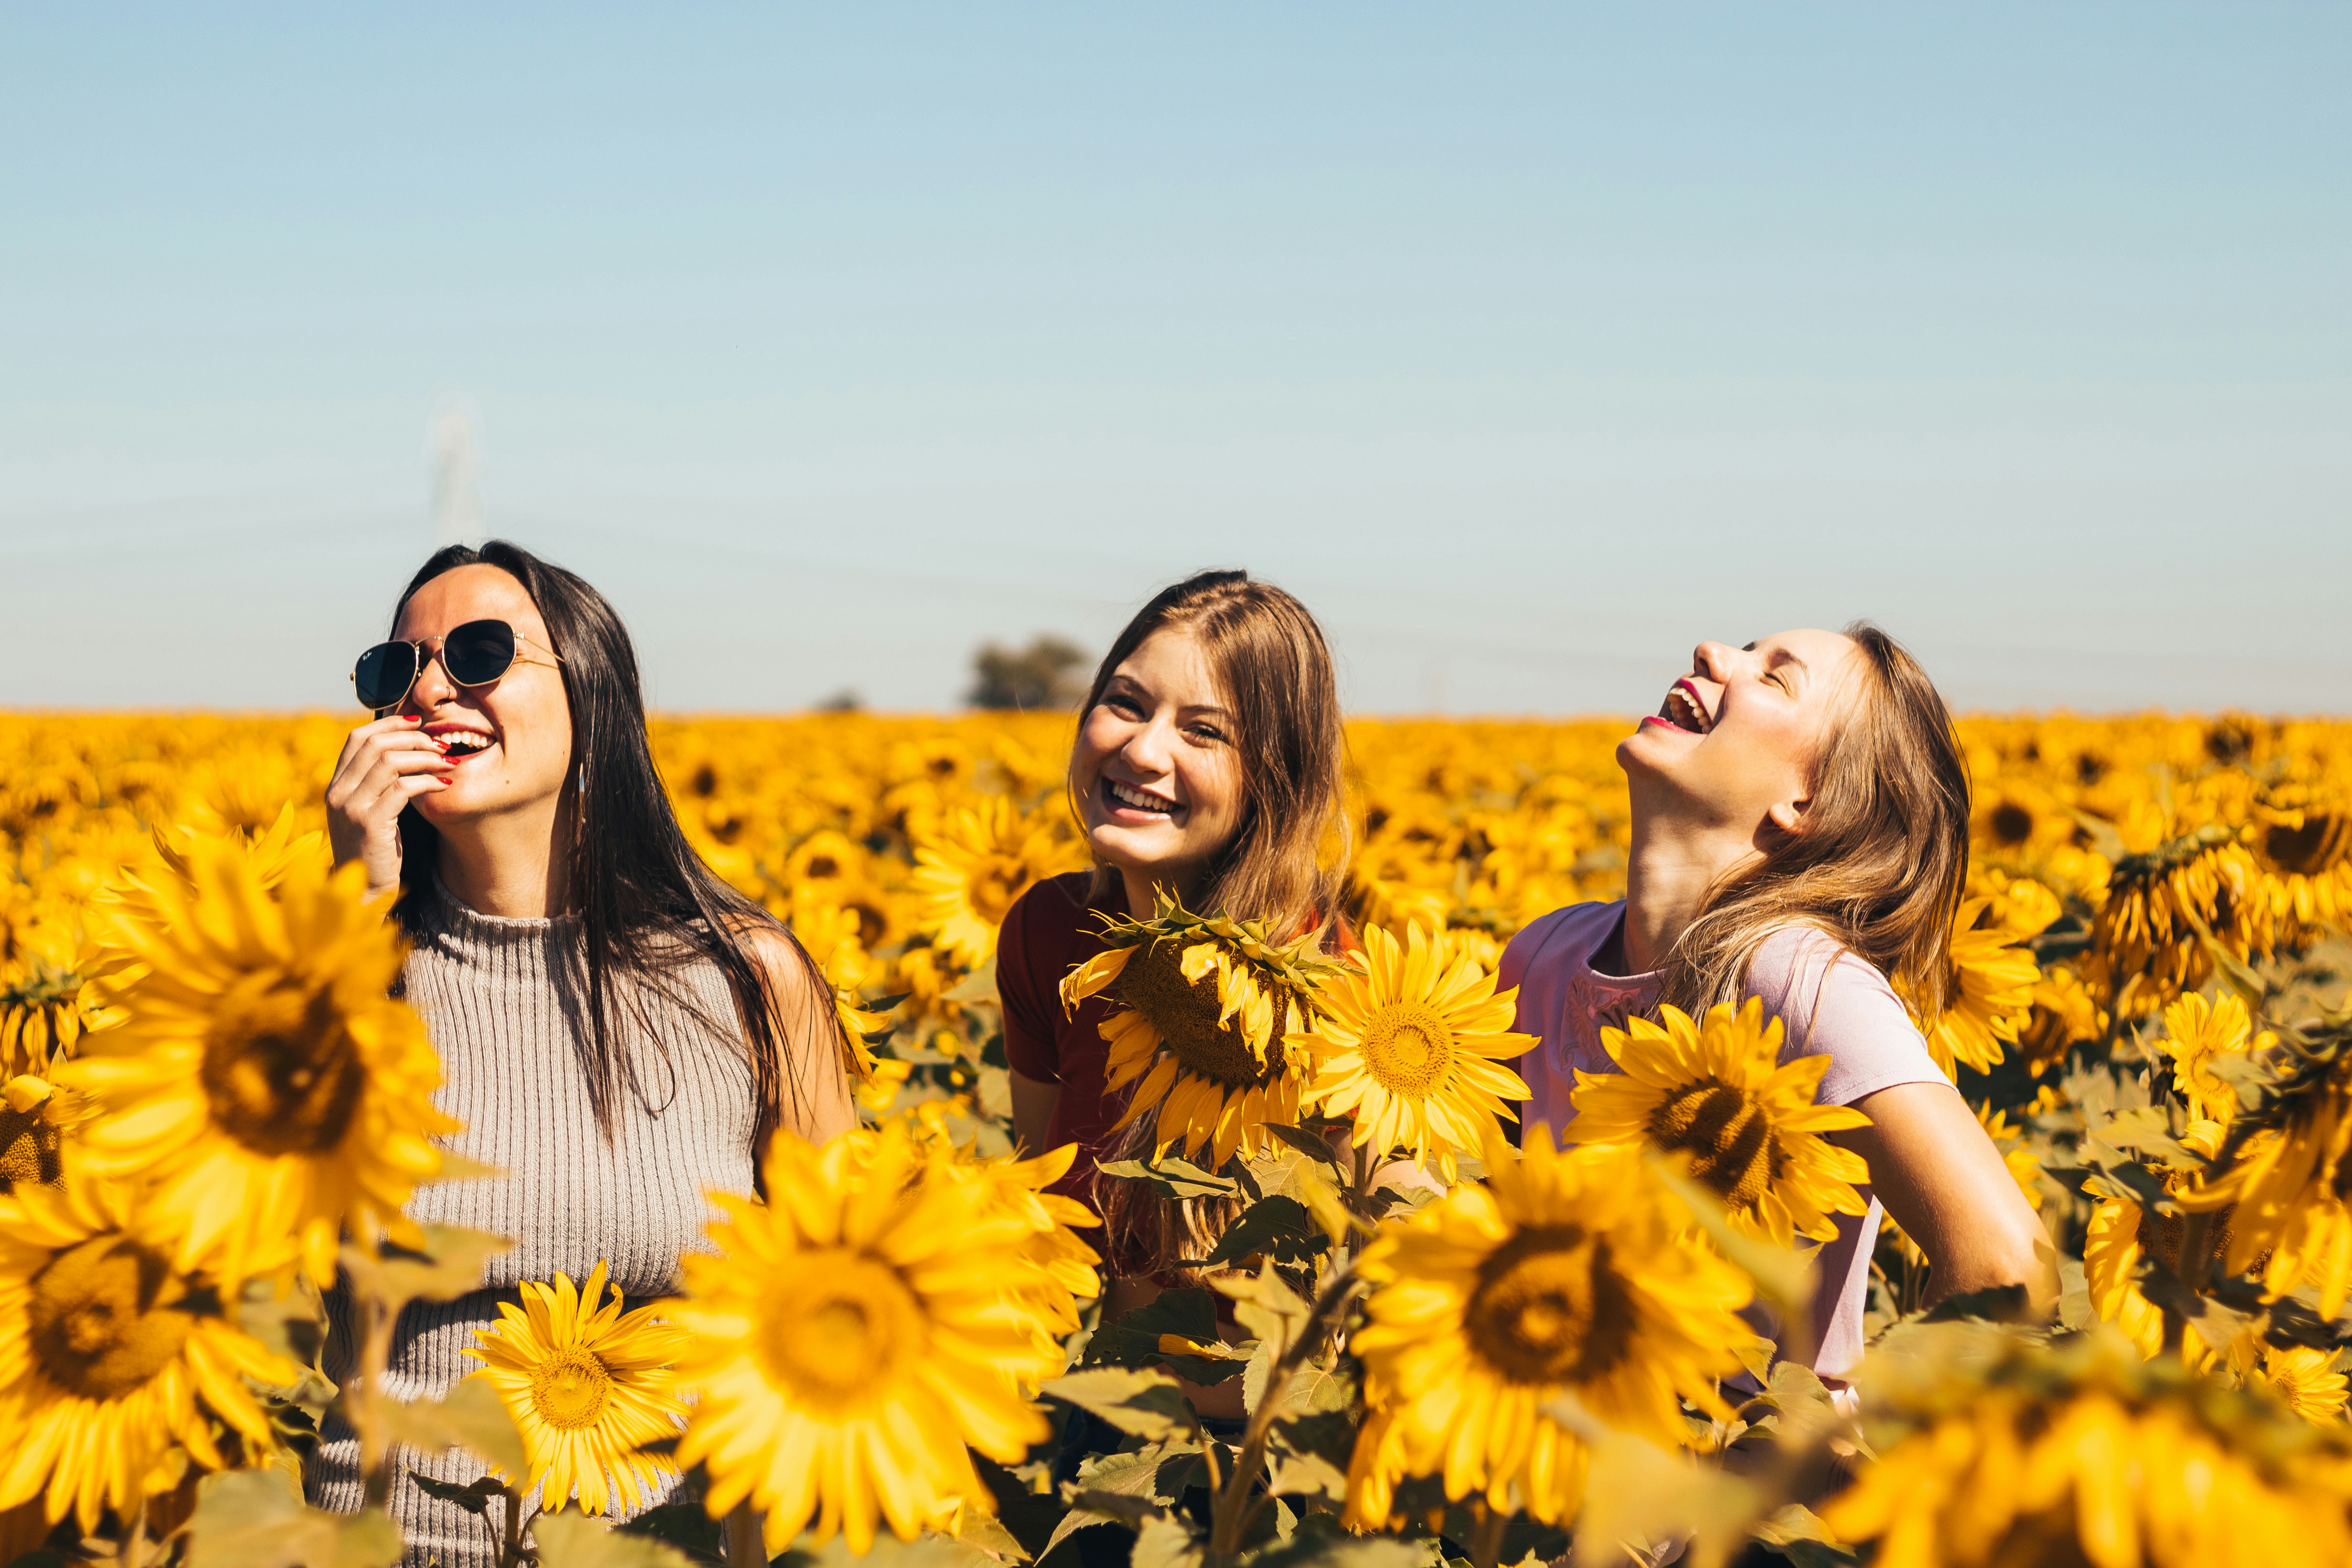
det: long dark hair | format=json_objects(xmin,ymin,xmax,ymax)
[{"xmin": 389, "ymin": 540, "xmax": 837, "ymax": 1148}]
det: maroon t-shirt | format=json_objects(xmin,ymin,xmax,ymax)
[{"xmin": 1000, "ymin": 872, "xmax": 1123, "ymax": 1202}]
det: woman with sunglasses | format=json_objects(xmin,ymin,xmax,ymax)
[{"xmin": 315, "ymin": 540, "xmax": 853, "ymax": 1563}]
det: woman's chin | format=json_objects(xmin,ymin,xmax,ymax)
[{"xmin": 1086, "ymin": 824, "xmax": 1193, "ymax": 879}]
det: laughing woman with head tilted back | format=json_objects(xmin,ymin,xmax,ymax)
[
  {"xmin": 1504, "ymin": 625, "xmax": 2055, "ymax": 1389},
  {"xmin": 313, "ymin": 541, "xmax": 852, "ymax": 1565}
]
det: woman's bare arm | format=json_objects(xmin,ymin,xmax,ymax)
[
  {"xmin": 1009, "ymin": 1068, "xmax": 1060, "ymax": 1159},
  {"xmin": 1835, "ymin": 1079, "xmax": 2056, "ymax": 1315},
  {"xmin": 745, "ymin": 929, "xmax": 857, "ymax": 1147}
]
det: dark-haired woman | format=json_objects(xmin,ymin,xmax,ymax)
[
  {"xmin": 1504, "ymin": 626, "xmax": 2053, "ymax": 1389},
  {"xmin": 315, "ymin": 541, "xmax": 851, "ymax": 1563},
  {"xmin": 1000, "ymin": 569, "xmax": 1355, "ymax": 1421}
]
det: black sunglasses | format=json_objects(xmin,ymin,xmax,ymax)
[{"xmin": 350, "ymin": 619, "xmax": 562, "ymax": 710}]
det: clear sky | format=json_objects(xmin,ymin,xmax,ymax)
[{"xmin": 3, "ymin": 3, "xmax": 2345, "ymax": 715}]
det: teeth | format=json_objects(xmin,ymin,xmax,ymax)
[
  {"xmin": 1109, "ymin": 780, "xmax": 1174, "ymax": 814},
  {"xmin": 1663, "ymin": 687, "xmax": 1710, "ymax": 734},
  {"xmin": 440, "ymin": 732, "xmax": 493, "ymax": 754}
]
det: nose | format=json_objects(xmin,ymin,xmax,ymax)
[
  {"xmin": 1691, "ymin": 641, "xmax": 1740, "ymax": 683},
  {"xmin": 406, "ymin": 639, "xmax": 458, "ymax": 711},
  {"xmin": 1119, "ymin": 713, "xmax": 1177, "ymax": 775}
]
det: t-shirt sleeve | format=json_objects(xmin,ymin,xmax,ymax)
[
  {"xmin": 1745, "ymin": 927, "xmax": 1947, "ymax": 1107},
  {"xmin": 998, "ymin": 885, "xmax": 1066, "ymax": 1084}
]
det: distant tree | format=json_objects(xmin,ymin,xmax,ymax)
[
  {"xmin": 967, "ymin": 635, "xmax": 1091, "ymax": 711},
  {"xmin": 815, "ymin": 688, "xmax": 864, "ymax": 713}
]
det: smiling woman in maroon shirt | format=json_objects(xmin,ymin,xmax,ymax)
[{"xmin": 1000, "ymin": 569, "xmax": 1349, "ymax": 1209}]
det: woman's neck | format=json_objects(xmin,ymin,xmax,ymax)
[
  {"xmin": 1118, "ymin": 865, "xmax": 1199, "ymax": 922},
  {"xmin": 1620, "ymin": 800, "xmax": 1758, "ymax": 974},
  {"xmin": 434, "ymin": 802, "xmax": 571, "ymax": 919}
]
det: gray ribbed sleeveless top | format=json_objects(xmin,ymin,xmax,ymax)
[{"xmin": 307, "ymin": 877, "xmax": 758, "ymax": 1568}]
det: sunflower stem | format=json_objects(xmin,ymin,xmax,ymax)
[
  {"xmin": 1468, "ymin": 1499, "xmax": 1510, "ymax": 1568},
  {"xmin": 498, "ymin": 1486, "xmax": 527, "ymax": 1568},
  {"xmin": 115, "ymin": 1508, "xmax": 145, "ymax": 1568},
  {"xmin": 1206, "ymin": 1261, "xmax": 1359, "ymax": 1558},
  {"xmin": 348, "ymin": 1236, "xmax": 401, "ymax": 1511}
]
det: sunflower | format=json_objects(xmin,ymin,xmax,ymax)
[
  {"xmin": 2081, "ymin": 1121, "xmax": 2253, "ymax": 1367},
  {"xmin": 56, "ymin": 837, "xmax": 458, "ymax": 1288},
  {"xmin": 1292, "ymin": 921, "xmax": 1532, "ymax": 1182},
  {"xmin": 790, "ymin": 899, "xmax": 890, "ymax": 1086},
  {"xmin": 2016, "ymin": 961, "xmax": 2105, "ymax": 1078},
  {"xmin": 1568, "ymin": 998, "xmax": 1871, "ymax": 1248},
  {"xmin": 0, "ymin": 931, "xmax": 123, "ymax": 1081},
  {"xmin": 2089, "ymin": 800, "xmax": 2274, "ymax": 1021},
  {"xmin": 0, "ymin": 1168, "xmax": 299, "ymax": 1533},
  {"xmin": 2253, "ymin": 784, "xmax": 2352, "ymax": 931},
  {"xmin": 1343, "ymin": 1134, "xmax": 1753, "ymax": 1529},
  {"xmin": 909, "ymin": 796, "xmax": 1084, "ymax": 966},
  {"xmin": 2177, "ymin": 1038, "xmax": 2352, "ymax": 1318},
  {"xmin": 1822, "ymin": 1323, "xmax": 2352, "ymax": 1568},
  {"xmin": 1903, "ymin": 898, "xmax": 2043, "ymax": 1080},
  {"xmin": 0, "ymin": 1073, "xmax": 85, "ymax": 1188},
  {"xmin": 463, "ymin": 1261, "xmax": 689, "ymax": 1517},
  {"xmin": 670, "ymin": 1119, "xmax": 1074, "ymax": 1555},
  {"xmin": 2159, "ymin": 991, "xmax": 2265, "ymax": 1123},
  {"xmin": 1062, "ymin": 894, "xmax": 1343, "ymax": 1170},
  {"xmin": 894, "ymin": 1123, "xmax": 1102, "ymax": 1351},
  {"xmin": 2255, "ymin": 1345, "xmax": 2349, "ymax": 1424}
]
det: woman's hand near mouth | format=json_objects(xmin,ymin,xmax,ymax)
[{"xmin": 326, "ymin": 712, "xmax": 455, "ymax": 899}]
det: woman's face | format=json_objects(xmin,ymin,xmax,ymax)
[
  {"xmin": 1617, "ymin": 628, "xmax": 1866, "ymax": 836},
  {"xmin": 394, "ymin": 565, "xmax": 574, "ymax": 827},
  {"xmin": 1072, "ymin": 627, "xmax": 1248, "ymax": 894}
]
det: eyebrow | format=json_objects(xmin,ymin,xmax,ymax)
[
  {"xmin": 1107, "ymin": 674, "xmax": 1232, "ymax": 720},
  {"xmin": 1744, "ymin": 642, "xmax": 1811, "ymax": 678}
]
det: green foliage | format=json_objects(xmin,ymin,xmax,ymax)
[
  {"xmin": 184, "ymin": 1468, "xmax": 403, "ymax": 1568},
  {"xmin": 967, "ymin": 637, "xmax": 1091, "ymax": 712}
]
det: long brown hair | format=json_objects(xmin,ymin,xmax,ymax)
[
  {"xmin": 1077, "ymin": 570, "xmax": 1350, "ymax": 1277},
  {"xmin": 1659, "ymin": 622, "xmax": 1970, "ymax": 1019},
  {"xmin": 1070, "ymin": 570, "xmax": 1350, "ymax": 935}
]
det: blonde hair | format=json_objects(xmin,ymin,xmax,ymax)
[{"xmin": 1659, "ymin": 622, "xmax": 1970, "ymax": 1018}]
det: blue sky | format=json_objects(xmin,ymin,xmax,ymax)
[{"xmin": 3, "ymin": 3, "xmax": 2345, "ymax": 714}]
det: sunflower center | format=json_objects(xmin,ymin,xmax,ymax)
[
  {"xmin": 529, "ymin": 1346, "xmax": 614, "ymax": 1430},
  {"xmin": 1114, "ymin": 942, "xmax": 1283, "ymax": 1089},
  {"xmin": 1645, "ymin": 1081, "xmax": 1782, "ymax": 1210},
  {"xmin": 759, "ymin": 1255, "xmax": 927, "ymax": 1412},
  {"xmin": 1359, "ymin": 1003, "xmax": 1454, "ymax": 1098},
  {"xmin": 1989, "ymin": 803, "xmax": 2034, "ymax": 847},
  {"xmin": 966, "ymin": 853, "xmax": 1030, "ymax": 925},
  {"xmin": 1462, "ymin": 1225, "xmax": 1635, "ymax": 1387},
  {"xmin": 0, "ymin": 1105, "xmax": 60, "ymax": 1185},
  {"xmin": 201, "ymin": 977, "xmax": 367, "ymax": 1158},
  {"xmin": 27, "ymin": 1235, "xmax": 203, "ymax": 1400},
  {"xmin": 2267, "ymin": 813, "xmax": 2351, "ymax": 878}
]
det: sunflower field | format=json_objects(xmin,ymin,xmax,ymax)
[{"xmin": 3, "ymin": 709, "xmax": 2352, "ymax": 1568}]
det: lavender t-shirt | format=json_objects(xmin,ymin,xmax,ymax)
[{"xmin": 1499, "ymin": 901, "xmax": 1946, "ymax": 1379}]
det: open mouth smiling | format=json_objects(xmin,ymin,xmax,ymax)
[
  {"xmin": 1652, "ymin": 679, "xmax": 1715, "ymax": 736},
  {"xmin": 428, "ymin": 725, "xmax": 498, "ymax": 763},
  {"xmin": 1103, "ymin": 777, "xmax": 1179, "ymax": 817}
]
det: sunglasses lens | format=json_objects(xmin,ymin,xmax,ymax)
[
  {"xmin": 353, "ymin": 643, "xmax": 418, "ymax": 710},
  {"xmin": 443, "ymin": 620, "xmax": 518, "ymax": 687}
]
